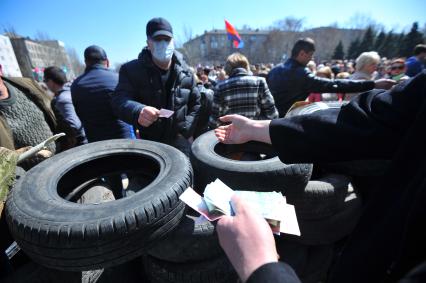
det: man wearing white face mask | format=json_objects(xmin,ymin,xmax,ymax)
[{"xmin": 112, "ymin": 17, "xmax": 201, "ymax": 155}]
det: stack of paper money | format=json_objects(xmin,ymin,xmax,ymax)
[{"xmin": 179, "ymin": 179, "xmax": 300, "ymax": 236}]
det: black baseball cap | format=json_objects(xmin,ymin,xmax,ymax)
[
  {"xmin": 84, "ymin": 45, "xmax": 107, "ymax": 61},
  {"xmin": 146, "ymin": 17, "xmax": 173, "ymax": 38}
]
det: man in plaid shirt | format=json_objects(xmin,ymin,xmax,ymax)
[{"xmin": 209, "ymin": 53, "xmax": 278, "ymax": 128}]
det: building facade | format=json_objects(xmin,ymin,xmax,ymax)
[
  {"xmin": 0, "ymin": 34, "xmax": 22, "ymax": 77},
  {"xmin": 182, "ymin": 27, "xmax": 365, "ymax": 65},
  {"xmin": 8, "ymin": 36, "xmax": 74, "ymax": 80},
  {"xmin": 182, "ymin": 29, "xmax": 269, "ymax": 66}
]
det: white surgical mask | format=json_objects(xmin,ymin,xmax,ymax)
[{"xmin": 151, "ymin": 39, "xmax": 174, "ymax": 63}]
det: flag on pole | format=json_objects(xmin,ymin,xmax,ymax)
[{"xmin": 225, "ymin": 20, "xmax": 244, "ymax": 48}]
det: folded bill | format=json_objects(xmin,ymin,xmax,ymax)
[
  {"xmin": 179, "ymin": 179, "xmax": 300, "ymax": 236},
  {"xmin": 159, "ymin": 108, "xmax": 174, "ymax": 118},
  {"xmin": 203, "ymin": 179, "xmax": 234, "ymax": 216}
]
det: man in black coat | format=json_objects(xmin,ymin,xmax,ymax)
[
  {"xmin": 267, "ymin": 37, "xmax": 396, "ymax": 116},
  {"xmin": 71, "ymin": 45, "xmax": 133, "ymax": 142},
  {"xmin": 112, "ymin": 17, "xmax": 200, "ymax": 155},
  {"xmin": 214, "ymin": 70, "xmax": 426, "ymax": 283}
]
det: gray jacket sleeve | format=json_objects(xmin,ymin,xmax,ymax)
[
  {"xmin": 54, "ymin": 96, "xmax": 83, "ymax": 133},
  {"xmin": 112, "ymin": 65, "xmax": 145, "ymax": 126}
]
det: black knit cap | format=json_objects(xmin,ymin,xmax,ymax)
[
  {"xmin": 84, "ymin": 45, "xmax": 107, "ymax": 61},
  {"xmin": 146, "ymin": 17, "xmax": 173, "ymax": 38}
]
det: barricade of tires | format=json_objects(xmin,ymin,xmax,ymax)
[
  {"xmin": 188, "ymin": 130, "xmax": 363, "ymax": 283},
  {"xmin": 5, "ymin": 140, "xmax": 192, "ymax": 272},
  {"xmin": 4, "ymin": 124, "xmax": 374, "ymax": 282}
]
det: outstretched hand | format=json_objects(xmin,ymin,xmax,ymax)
[
  {"xmin": 214, "ymin": 115, "xmax": 253, "ymax": 144},
  {"xmin": 214, "ymin": 114, "xmax": 272, "ymax": 145}
]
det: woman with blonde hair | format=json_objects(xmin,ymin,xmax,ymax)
[
  {"xmin": 351, "ymin": 51, "xmax": 381, "ymax": 81},
  {"xmin": 209, "ymin": 53, "xmax": 278, "ymax": 128},
  {"xmin": 346, "ymin": 51, "xmax": 381, "ymax": 100}
]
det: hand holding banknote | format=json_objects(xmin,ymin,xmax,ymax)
[{"xmin": 217, "ymin": 195, "xmax": 278, "ymax": 283}]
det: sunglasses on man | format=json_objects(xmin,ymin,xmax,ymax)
[{"xmin": 391, "ymin": 65, "xmax": 405, "ymax": 71}]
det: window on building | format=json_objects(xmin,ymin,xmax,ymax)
[{"xmin": 201, "ymin": 43, "xmax": 206, "ymax": 56}]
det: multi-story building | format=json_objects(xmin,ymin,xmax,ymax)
[
  {"xmin": 182, "ymin": 27, "xmax": 365, "ymax": 65},
  {"xmin": 182, "ymin": 29, "xmax": 269, "ymax": 66},
  {"xmin": 8, "ymin": 35, "xmax": 74, "ymax": 80},
  {"xmin": 0, "ymin": 34, "xmax": 22, "ymax": 77}
]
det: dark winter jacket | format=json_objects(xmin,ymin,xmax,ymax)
[
  {"xmin": 112, "ymin": 48, "xmax": 201, "ymax": 143},
  {"xmin": 71, "ymin": 65, "xmax": 133, "ymax": 142},
  {"xmin": 267, "ymin": 58, "xmax": 376, "ymax": 116},
  {"xmin": 268, "ymin": 70, "xmax": 426, "ymax": 283}
]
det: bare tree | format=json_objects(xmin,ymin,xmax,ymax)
[
  {"xmin": 114, "ymin": 62, "xmax": 125, "ymax": 73},
  {"xmin": 329, "ymin": 22, "xmax": 339, "ymax": 28},
  {"xmin": 67, "ymin": 47, "xmax": 85, "ymax": 77},
  {"xmin": 272, "ymin": 16, "xmax": 305, "ymax": 32},
  {"xmin": 344, "ymin": 12, "xmax": 384, "ymax": 32},
  {"xmin": 423, "ymin": 22, "xmax": 426, "ymax": 38},
  {"xmin": 183, "ymin": 24, "xmax": 193, "ymax": 42},
  {"xmin": 34, "ymin": 30, "xmax": 52, "ymax": 41},
  {"xmin": 241, "ymin": 24, "xmax": 252, "ymax": 31},
  {"xmin": 2, "ymin": 24, "xmax": 19, "ymax": 38}
]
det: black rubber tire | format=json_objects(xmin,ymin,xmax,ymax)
[
  {"xmin": 286, "ymin": 174, "xmax": 351, "ymax": 220},
  {"xmin": 286, "ymin": 191, "xmax": 362, "ymax": 245},
  {"xmin": 148, "ymin": 214, "xmax": 222, "ymax": 263},
  {"xmin": 285, "ymin": 101, "xmax": 346, "ymax": 118},
  {"xmin": 143, "ymin": 255, "xmax": 238, "ymax": 283},
  {"xmin": 5, "ymin": 139, "xmax": 192, "ymax": 271},
  {"xmin": 191, "ymin": 130, "xmax": 312, "ymax": 193},
  {"xmin": 13, "ymin": 166, "xmax": 26, "ymax": 186},
  {"xmin": 3, "ymin": 262, "xmax": 83, "ymax": 283},
  {"xmin": 4, "ymin": 259, "xmax": 146, "ymax": 283}
]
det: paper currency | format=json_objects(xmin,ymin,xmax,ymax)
[
  {"xmin": 179, "ymin": 179, "xmax": 300, "ymax": 236},
  {"xmin": 159, "ymin": 108, "xmax": 174, "ymax": 118},
  {"xmin": 203, "ymin": 179, "xmax": 234, "ymax": 216}
]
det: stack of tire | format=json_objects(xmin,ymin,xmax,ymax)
[
  {"xmin": 189, "ymin": 130, "xmax": 363, "ymax": 283},
  {"xmin": 4, "ymin": 140, "xmax": 195, "ymax": 281},
  {"xmin": 145, "ymin": 215, "xmax": 237, "ymax": 283}
]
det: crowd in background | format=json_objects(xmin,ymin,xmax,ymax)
[
  {"xmin": 191, "ymin": 45, "xmax": 425, "ymax": 103},
  {"xmin": 1, "ymin": 15, "xmax": 426, "ymax": 282}
]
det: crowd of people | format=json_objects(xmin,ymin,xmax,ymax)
[{"xmin": 1, "ymin": 16, "xmax": 426, "ymax": 282}]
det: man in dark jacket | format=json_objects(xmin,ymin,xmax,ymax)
[
  {"xmin": 71, "ymin": 45, "xmax": 133, "ymax": 142},
  {"xmin": 112, "ymin": 17, "xmax": 200, "ymax": 155},
  {"xmin": 267, "ymin": 37, "xmax": 396, "ymax": 116},
  {"xmin": 214, "ymin": 70, "xmax": 426, "ymax": 282},
  {"xmin": 44, "ymin": 66, "xmax": 87, "ymax": 146}
]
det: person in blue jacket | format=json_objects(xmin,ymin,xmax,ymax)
[{"xmin": 71, "ymin": 45, "xmax": 134, "ymax": 142}]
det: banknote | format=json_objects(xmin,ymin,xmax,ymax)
[{"xmin": 179, "ymin": 179, "xmax": 300, "ymax": 236}]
